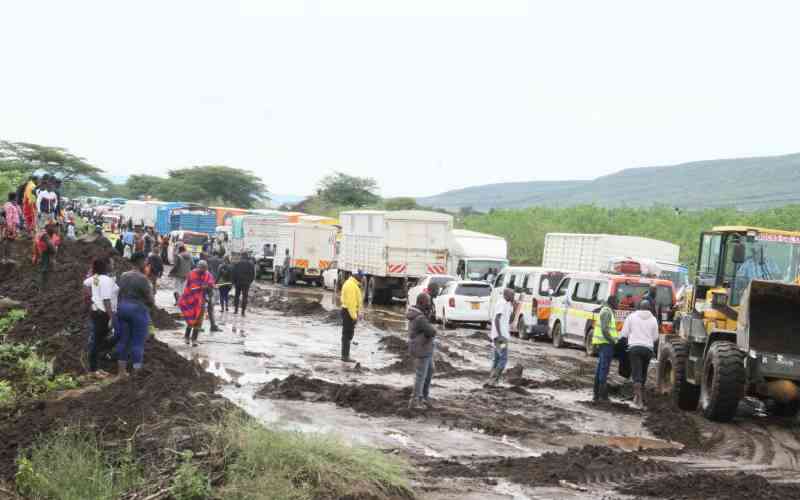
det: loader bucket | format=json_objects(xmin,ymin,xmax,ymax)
[{"xmin": 739, "ymin": 280, "xmax": 800, "ymax": 356}]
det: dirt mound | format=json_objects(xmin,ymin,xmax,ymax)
[
  {"xmin": 150, "ymin": 306, "xmax": 181, "ymax": 329},
  {"xmin": 617, "ymin": 472, "xmax": 800, "ymax": 499},
  {"xmin": 378, "ymin": 335, "xmax": 409, "ymax": 354},
  {"xmin": 508, "ymin": 376, "xmax": 590, "ymax": 391},
  {"xmin": 643, "ymin": 390, "xmax": 707, "ymax": 450},
  {"xmin": 466, "ymin": 331, "xmax": 488, "ymax": 340},
  {"xmin": 256, "ymin": 294, "xmax": 327, "ymax": 316},
  {"xmin": 321, "ymin": 309, "xmax": 342, "ymax": 325}
]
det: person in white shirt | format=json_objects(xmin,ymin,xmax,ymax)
[
  {"xmin": 486, "ymin": 287, "xmax": 515, "ymax": 387},
  {"xmin": 83, "ymin": 256, "xmax": 119, "ymax": 373},
  {"xmin": 620, "ymin": 299, "xmax": 660, "ymax": 409},
  {"xmin": 36, "ymin": 183, "xmax": 58, "ymax": 227}
]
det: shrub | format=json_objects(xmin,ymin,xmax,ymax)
[{"xmin": 170, "ymin": 451, "xmax": 211, "ymax": 500}]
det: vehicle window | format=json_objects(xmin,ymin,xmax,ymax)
[
  {"xmin": 614, "ymin": 283, "xmax": 673, "ymax": 309},
  {"xmin": 507, "ymin": 274, "xmax": 517, "ymax": 290},
  {"xmin": 430, "ymin": 277, "xmax": 455, "ymax": 287},
  {"xmin": 493, "ymin": 272, "xmax": 505, "ymax": 288},
  {"xmin": 572, "ymin": 280, "xmax": 595, "ymax": 302},
  {"xmin": 184, "ymin": 234, "xmax": 207, "ymax": 245},
  {"xmin": 552, "ymin": 278, "xmax": 571, "ymax": 297},
  {"xmin": 594, "ymin": 281, "xmax": 609, "ymax": 303},
  {"xmin": 456, "ymin": 284, "xmax": 492, "ymax": 297},
  {"xmin": 698, "ymin": 233, "xmax": 722, "ymax": 276},
  {"xmin": 523, "ymin": 273, "xmax": 535, "ymax": 292},
  {"xmin": 539, "ymin": 271, "xmax": 564, "ymax": 294}
]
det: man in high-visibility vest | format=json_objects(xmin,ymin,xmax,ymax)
[
  {"xmin": 593, "ymin": 295, "xmax": 619, "ymax": 402},
  {"xmin": 340, "ymin": 270, "xmax": 364, "ymax": 362}
]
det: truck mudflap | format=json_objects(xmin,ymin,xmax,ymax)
[{"xmin": 738, "ymin": 280, "xmax": 800, "ymax": 357}]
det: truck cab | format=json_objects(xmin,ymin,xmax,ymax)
[{"xmin": 169, "ymin": 230, "xmax": 209, "ymax": 261}]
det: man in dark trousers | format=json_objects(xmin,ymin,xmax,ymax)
[
  {"xmin": 232, "ymin": 252, "xmax": 256, "ymax": 316},
  {"xmin": 339, "ymin": 271, "xmax": 363, "ymax": 362},
  {"xmin": 204, "ymin": 251, "xmax": 223, "ymax": 331}
]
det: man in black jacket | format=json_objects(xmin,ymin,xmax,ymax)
[
  {"xmin": 232, "ymin": 253, "xmax": 256, "ymax": 316},
  {"xmin": 407, "ymin": 293, "xmax": 437, "ymax": 410}
]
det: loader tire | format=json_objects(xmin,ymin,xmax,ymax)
[
  {"xmin": 700, "ymin": 341, "xmax": 745, "ymax": 422},
  {"xmin": 657, "ymin": 338, "xmax": 700, "ymax": 411}
]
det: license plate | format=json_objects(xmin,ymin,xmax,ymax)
[{"xmin": 471, "ymin": 303, "xmax": 480, "ymax": 310}]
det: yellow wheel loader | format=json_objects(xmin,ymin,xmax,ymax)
[{"xmin": 657, "ymin": 226, "xmax": 800, "ymax": 422}]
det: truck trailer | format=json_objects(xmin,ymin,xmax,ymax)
[
  {"xmin": 274, "ymin": 223, "xmax": 337, "ymax": 286},
  {"xmin": 338, "ymin": 210, "xmax": 453, "ymax": 305},
  {"xmin": 542, "ymin": 233, "xmax": 680, "ymax": 273},
  {"xmin": 119, "ymin": 200, "xmax": 166, "ymax": 229},
  {"xmin": 447, "ymin": 229, "xmax": 508, "ymax": 281},
  {"xmin": 230, "ymin": 213, "xmax": 290, "ymax": 278}
]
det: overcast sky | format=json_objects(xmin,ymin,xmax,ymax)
[{"xmin": 2, "ymin": 1, "xmax": 799, "ymax": 198}]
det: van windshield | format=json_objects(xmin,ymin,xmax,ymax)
[
  {"xmin": 183, "ymin": 234, "xmax": 208, "ymax": 246},
  {"xmin": 456, "ymin": 284, "xmax": 492, "ymax": 297},
  {"xmin": 466, "ymin": 260, "xmax": 509, "ymax": 281},
  {"xmin": 614, "ymin": 283, "xmax": 673, "ymax": 309}
]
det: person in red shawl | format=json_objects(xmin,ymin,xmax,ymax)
[{"xmin": 178, "ymin": 259, "xmax": 215, "ymax": 346}]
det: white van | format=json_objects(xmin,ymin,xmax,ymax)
[{"xmin": 490, "ymin": 266, "xmax": 566, "ymax": 338}]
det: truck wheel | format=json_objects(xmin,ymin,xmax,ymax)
[
  {"xmin": 771, "ymin": 399, "xmax": 800, "ymax": 418},
  {"xmin": 699, "ymin": 341, "xmax": 745, "ymax": 422},
  {"xmin": 657, "ymin": 339, "xmax": 700, "ymax": 411},
  {"xmin": 551, "ymin": 321, "xmax": 565, "ymax": 348},
  {"xmin": 584, "ymin": 326, "xmax": 598, "ymax": 357}
]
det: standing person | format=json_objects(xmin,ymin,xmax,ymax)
[
  {"xmin": 593, "ymin": 296, "xmax": 620, "ymax": 402},
  {"xmin": 282, "ymin": 249, "xmax": 292, "ymax": 286},
  {"xmin": 178, "ymin": 260, "xmax": 215, "ymax": 346},
  {"xmin": 36, "ymin": 179, "xmax": 58, "ymax": 229},
  {"xmin": 203, "ymin": 252, "xmax": 223, "ymax": 332},
  {"xmin": 83, "ymin": 256, "xmax": 118, "ymax": 373},
  {"xmin": 217, "ymin": 256, "xmax": 233, "ymax": 312},
  {"xmin": 160, "ymin": 235, "xmax": 170, "ymax": 264},
  {"xmin": 114, "ymin": 234, "xmax": 125, "ymax": 256},
  {"xmin": 133, "ymin": 229, "xmax": 145, "ymax": 254},
  {"xmin": 22, "ymin": 176, "xmax": 38, "ymax": 235},
  {"xmin": 620, "ymin": 300, "xmax": 660, "ymax": 409},
  {"xmin": 65, "ymin": 221, "xmax": 77, "ymax": 240},
  {"xmin": 231, "ymin": 253, "xmax": 256, "ymax": 316},
  {"xmin": 339, "ymin": 271, "xmax": 363, "ymax": 362},
  {"xmin": 115, "ymin": 252, "xmax": 154, "ymax": 376},
  {"xmin": 407, "ymin": 293, "xmax": 437, "ymax": 409},
  {"xmin": 146, "ymin": 248, "xmax": 164, "ymax": 293},
  {"xmin": 169, "ymin": 245, "xmax": 193, "ymax": 305},
  {"xmin": 4, "ymin": 193, "xmax": 20, "ymax": 241},
  {"xmin": 486, "ymin": 288, "xmax": 514, "ymax": 387},
  {"xmin": 143, "ymin": 229, "xmax": 153, "ymax": 255},
  {"xmin": 33, "ymin": 223, "xmax": 60, "ymax": 289}
]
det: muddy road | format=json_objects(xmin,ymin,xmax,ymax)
[{"xmin": 155, "ymin": 282, "xmax": 800, "ymax": 499}]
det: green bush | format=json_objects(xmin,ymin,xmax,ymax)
[
  {"xmin": 212, "ymin": 415, "xmax": 414, "ymax": 500},
  {"xmin": 0, "ymin": 309, "xmax": 26, "ymax": 339},
  {"xmin": 0, "ymin": 380, "xmax": 15, "ymax": 407},
  {"xmin": 170, "ymin": 451, "xmax": 211, "ymax": 500},
  {"xmin": 15, "ymin": 429, "xmax": 142, "ymax": 500}
]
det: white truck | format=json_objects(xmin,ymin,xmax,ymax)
[
  {"xmin": 542, "ymin": 233, "xmax": 680, "ymax": 274},
  {"xmin": 230, "ymin": 213, "xmax": 289, "ymax": 278},
  {"xmin": 120, "ymin": 200, "xmax": 165, "ymax": 229},
  {"xmin": 338, "ymin": 210, "xmax": 453, "ymax": 304},
  {"xmin": 274, "ymin": 223, "xmax": 338, "ymax": 286},
  {"xmin": 447, "ymin": 229, "xmax": 509, "ymax": 281}
]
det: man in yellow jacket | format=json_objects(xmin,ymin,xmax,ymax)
[{"xmin": 340, "ymin": 271, "xmax": 363, "ymax": 362}]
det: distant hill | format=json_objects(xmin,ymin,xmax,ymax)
[{"xmin": 417, "ymin": 153, "xmax": 800, "ymax": 211}]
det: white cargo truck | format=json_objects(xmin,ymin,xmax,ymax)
[
  {"xmin": 274, "ymin": 223, "xmax": 338, "ymax": 286},
  {"xmin": 339, "ymin": 210, "xmax": 453, "ymax": 304},
  {"xmin": 120, "ymin": 200, "xmax": 165, "ymax": 229},
  {"xmin": 447, "ymin": 229, "xmax": 509, "ymax": 281},
  {"xmin": 230, "ymin": 213, "xmax": 289, "ymax": 278},
  {"xmin": 541, "ymin": 233, "xmax": 680, "ymax": 273}
]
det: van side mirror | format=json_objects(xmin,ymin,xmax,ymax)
[{"xmin": 733, "ymin": 242, "xmax": 746, "ymax": 264}]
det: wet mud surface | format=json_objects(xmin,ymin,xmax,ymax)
[{"xmin": 617, "ymin": 471, "xmax": 800, "ymax": 499}]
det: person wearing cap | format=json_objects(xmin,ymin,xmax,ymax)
[
  {"xmin": 620, "ymin": 299, "xmax": 660, "ymax": 409},
  {"xmin": 116, "ymin": 251, "xmax": 155, "ymax": 375},
  {"xmin": 340, "ymin": 271, "xmax": 363, "ymax": 362},
  {"xmin": 178, "ymin": 259, "xmax": 216, "ymax": 346}
]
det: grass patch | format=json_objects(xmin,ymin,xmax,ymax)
[
  {"xmin": 170, "ymin": 451, "xmax": 211, "ymax": 500},
  {"xmin": 0, "ymin": 342, "xmax": 79, "ymax": 405},
  {"xmin": 0, "ymin": 309, "xmax": 26, "ymax": 339},
  {"xmin": 16, "ymin": 428, "xmax": 142, "ymax": 500},
  {"xmin": 211, "ymin": 414, "xmax": 414, "ymax": 500}
]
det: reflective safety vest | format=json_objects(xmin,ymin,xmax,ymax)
[{"xmin": 592, "ymin": 305, "xmax": 619, "ymax": 345}]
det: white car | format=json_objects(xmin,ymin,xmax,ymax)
[
  {"xmin": 406, "ymin": 274, "xmax": 456, "ymax": 309},
  {"xmin": 323, "ymin": 261, "xmax": 339, "ymax": 290},
  {"xmin": 433, "ymin": 280, "xmax": 492, "ymax": 329}
]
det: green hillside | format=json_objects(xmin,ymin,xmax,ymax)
[{"xmin": 420, "ymin": 153, "xmax": 800, "ymax": 211}]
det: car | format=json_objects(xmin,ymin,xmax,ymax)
[
  {"xmin": 406, "ymin": 274, "xmax": 456, "ymax": 310},
  {"xmin": 489, "ymin": 266, "xmax": 566, "ymax": 339},
  {"xmin": 433, "ymin": 280, "xmax": 493, "ymax": 329},
  {"xmin": 323, "ymin": 261, "xmax": 339, "ymax": 290},
  {"xmin": 548, "ymin": 270, "xmax": 676, "ymax": 356}
]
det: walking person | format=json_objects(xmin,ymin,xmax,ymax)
[
  {"xmin": 169, "ymin": 245, "xmax": 193, "ymax": 305},
  {"xmin": 83, "ymin": 256, "xmax": 118, "ymax": 374},
  {"xmin": 178, "ymin": 260, "xmax": 215, "ymax": 346},
  {"xmin": 146, "ymin": 248, "xmax": 164, "ymax": 293},
  {"xmin": 4, "ymin": 193, "xmax": 20, "ymax": 241},
  {"xmin": 407, "ymin": 293, "xmax": 437, "ymax": 409},
  {"xmin": 203, "ymin": 252, "xmax": 223, "ymax": 332},
  {"xmin": 486, "ymin": 288, "xmax": 514, "ymax": 387},
  {"xmin": 217, "ymin": 256, "xmax": 233, "ymax": 313},
  {"xmin": 340, "ymin": 271, "xmax": 363, "ymax": 362},
  {"xmin": 36, "ymin": 178, "xmax": 58, "ymax": 229},
  {"xmin": 620, "ymin": 299, "xmax": 660, "ymax": 409},
  {"xmin": 22, "ymin": 176, "xmax": 38, "ymax": 236},
  {"xmin": 282, "ymin": 249, "xmax": 292, "ymax": 286},
  {"xmin": 116, "ymin": 252, "xmax": 155, "ymax": 376},
  {"xmin": 593, "ymin": 296, "xmax": 620, "ymax": 402},
  {"xmin": 33, "ymin": 223, "xmax": 60, "ymax": 289},
  {"xmin": 231, "ymin": 253, "xmax": 256, "ymax": 316}
]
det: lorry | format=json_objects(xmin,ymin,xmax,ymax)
[
  {"xmin": 542, "ymin": 233, "xmax": 681, "ymax": 273},
  {"xmin": 230, "ymin": 213, "xmax": 290, "ymax": 278},
  {"xmin": 120, "ymin": 200, "xmax": 166, "ymax": 229},
  {"xmin": 274, "ymin": 223, "xmax": 338, "ymax": 286},
  {"xmin": 338, "ymin": 210, "xmax": 453, "ymax": 305},
  {"xmin": 657, "ymin": 226, "xmax": 800, "ymax": 422},
  {"xmin": 447, "ymin": 229, "xmax": 508, "ymax": 281}
]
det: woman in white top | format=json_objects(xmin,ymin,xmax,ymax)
[
  {"xmin": 620, "ymin": 299, "xmax": 660, "ymax": 409},
  {"xmin": 83, "ymin": 256, "xmax": 119, "ymax": 373}
]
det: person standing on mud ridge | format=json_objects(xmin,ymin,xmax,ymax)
[
  {"xmin": 169, "ymin": 245, "xmax": 193, "ymax": 305},
  {"xmin": 593, "ymin": 295, "xmax": 620, "ymax": 402},
  {"xmin": 179, "ymin": 259, "xmax": 216, "ymax": 346},
  {"xmin": 22, "ymin": 175, "xmax": 38, "ymax": 236},
  {"xmin": 3, "ymin": 192, "xmax": 20, "ymax": 242},
  {"xmin": 32, "ymin": 223, "xmax": 60, "ymax": 289},
  {"xmin": 407, "ymin": 292, "xmax": 437, "ymax": 409},
  {"xmin": 116, "ymin": 252, "xmax": 155, "ymax": 376},
  {"xmin": 83, "ymin": 256, "xmax": 118, "ymax": 374},
  {"xmin": 340, "ymin": 271, "xmax": 363, "ymax": 363},
  {"xmin": 232, "ymin": 252, "xmax": 256, "ymax": 317},
  {"xmin": 620, "ymin": 299, "xmax": 659, "ymax": 409},
  {"xmin": 486, "ymin": 287, "xmax": 514, "ymax": 387}
]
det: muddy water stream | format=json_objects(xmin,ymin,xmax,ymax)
[{"xmin": 155, "ymin": 282, "xmax": 800, "ymax": 499}]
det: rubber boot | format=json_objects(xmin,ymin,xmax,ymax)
[
  {"xmin": 341, "ymin": 340, "xmax": 351, "ymax": 362},
  {"xmin": 117, "ymin": 360, "xmax": 128, "ymax": 378},
  {"xmin": 599, "ymin": 383, "xmax": 610, "ymax": 402},
  {"xmin": 184, "ymin": 326, "xmax": 191, "ymax": 345},
  {"xmin": 191, "ymin": 328, "xmax": 200, "ymax": 347},
  {"xmin": 484, "ymin": 368, "xmax": 498, "ymax": 388},
  {"xmin": 493, "ymin": 368, "xmax": 504, "ymax": 386},
  {"xmin": 632, "ymin": 383, "xmax": 643, "ymax": 410},
  {"xmin": 593, "ymin": 379, "xmax": 600, "ymax": 402}
]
